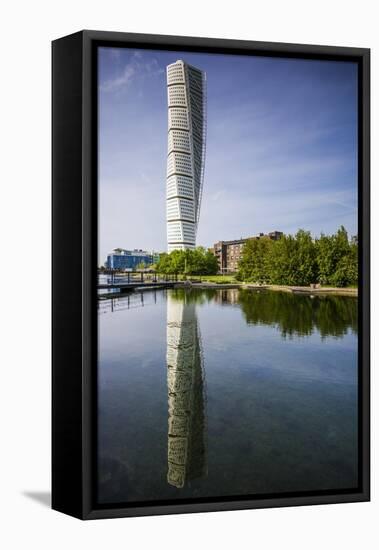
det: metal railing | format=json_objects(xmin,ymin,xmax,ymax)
[{"xmin": 98, "ymin": 270, "xmax": 179, "ymax": 286}]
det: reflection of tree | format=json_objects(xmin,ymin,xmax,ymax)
[
  {"xmin": 166, "ymin": 293, "xmax": 207, "ymax": 488},
  {"xmin": 237, "ymin": 289, "xmax": 357, "ymax": 339},
  {"xmin": 169, "ymin": 287, "xmax": 217, "ymax": 305}
]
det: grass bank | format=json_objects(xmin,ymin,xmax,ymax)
[{"xmin": 178, "ymin": 274, "xmax": 237, "ymax": 284}]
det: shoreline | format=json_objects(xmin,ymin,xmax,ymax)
[
  {"xmin": 98, "ymin": 281, "xmax": 358, "ymax": 299},
  {"xmin": 176, "ymin": 281, "xmax": 358, "ymax": 297}
]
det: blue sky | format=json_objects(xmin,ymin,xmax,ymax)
[{"xmin": 98, "ymin": 47, "xmax": 358, "ymax": 262}]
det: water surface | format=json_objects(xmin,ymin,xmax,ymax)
[{"xmin": 97, "ymin": 288, "xmax": 358, "ymax": 504}]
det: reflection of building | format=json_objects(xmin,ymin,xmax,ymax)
[
  {"xmin": 166, "ymin": 293, "xmax": 207, "ymax": 488},
  {"xmin": 214, "ymin": 288, "xmax": 240, "ymax": 305},
  {"xmin": 166, "ymin": 60, "xmax": 207, "ymax": 252},
  {"xmin": 105, "ymin": 248, "xmax": 156, "ymax": 270},
  {"xmin": 213, "ymin": 231, "xmax": 283, "ymax": 273}
]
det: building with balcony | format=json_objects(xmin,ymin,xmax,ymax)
[
  {"xmin": 213, "ymin": 231, "xmax": 283, "ymax": 273},
  {"xmin": 166, "ymin": 60, "xmax": 207, "ymax": 252}
]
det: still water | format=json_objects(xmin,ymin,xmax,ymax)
[{"xmin": 98, "ymin": 288, "xmax": 358, "ymax": 504}]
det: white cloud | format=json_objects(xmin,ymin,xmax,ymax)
[
  {"xmin": 100, "ymin": 52, "xmax": 164, "ymax": 93},
  {"xmin": 100, "ymin": 64, "xmax": 135, "ymax": 92},
  {"xmin": 197, "ymin": 185, "xmax": 357, "ymax": 247}
]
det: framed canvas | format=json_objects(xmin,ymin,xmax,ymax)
[{"xmin": 52, "ymin": 30, "xmax": 370, "ymax": 520}]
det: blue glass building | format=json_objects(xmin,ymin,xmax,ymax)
[{"xmin": 105, "ymin": 248, "xmax": 156, "ymax": 270}]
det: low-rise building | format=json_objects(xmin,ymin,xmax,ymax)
[
  {"xmin": 213, "ymin": 231, "xmax": 283, "ymax": 273},
  {"xmin": 105, "ymin": 248, "xmax": 156, "ymax": 270}
]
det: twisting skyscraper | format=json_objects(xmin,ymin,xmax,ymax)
[{"xmin": 166, "ymin": 60, "xmax": 207, "ymax": 252}]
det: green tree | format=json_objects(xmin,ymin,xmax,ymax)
[
  {"xmin": 266, "ymin": 234, "xmax": 299, "ymax": 285},
  {"xmin": 315, "ymin": 226, "xmax": 357, "ymax": 287},
  {"xmin": 155, "ymin": 247, "xmax": 218, "ymax": 275},
  {"xmin": 237, "ymin": 237, "xmax": 273, "ymax": 283},
  {"xmin": 237, "ymin": 227, "xmax": 356, "ymax": 287},
  {"xmin": 155, "ymin": 252, "xmax": 172, "ymax": 274},
  {"xmin": 330, "ymin": 240, "xmax": 358, "ymax": 287},
  {"xmin": 315, "ymin": 233, "xmax": 335, "ymax": 285},
  {"xmin": 204, "ymin": 249, "xmax": 219, "ymax": 274},
  {"xmin": 292, "ymin": 229, "xmax": 318, "ymax": 285}
]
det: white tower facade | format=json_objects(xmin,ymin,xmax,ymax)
[{"xmin": 166, "ymin": 61, "xmax": 207, "ymax": 252}]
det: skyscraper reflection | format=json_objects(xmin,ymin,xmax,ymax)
[{"xmin": 166, "ymin": 292, "xmax": 207, "ymax": 488}]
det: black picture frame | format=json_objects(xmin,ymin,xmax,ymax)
[{"xmin": 52, "ymin": 30, "xmax": 370, "ymax": 520}]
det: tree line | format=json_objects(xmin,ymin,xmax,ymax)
[
  {"xmin": 237, "ymin": 227, "xmax": 358, "ymax": 287},
  {"xmin": 156, "ymin": 247, "xmax": 219, "ymax": 275},
  {"xmin": 153, "ymin": 226, "xmax": 357, "ymax": 287}
]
